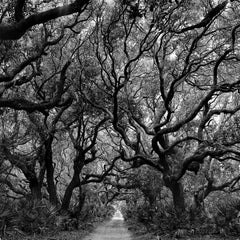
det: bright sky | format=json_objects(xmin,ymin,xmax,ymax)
[
  {"xmin": 105, "ymin": 0, "xmax": 115, "ymax": 6},
  {"xmin": 112, "ymin": 210, "xmax": 124, "ymax": 220}
]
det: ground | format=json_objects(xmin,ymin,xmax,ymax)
[
  {"xmin": 4, "ymin": 224, "xmax": 239, "ymax": 240},
  {"xmin": 82, "ymin": 218, "xmax": 132, "ymax": 240},
  {"xmin": 2, "ymin": 211, "xmax": 240, "ymax": 240}
]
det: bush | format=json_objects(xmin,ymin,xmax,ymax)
[
  {"xmin": 0, "ymin": 199, "xmax": 59, "ymax": 235},
  {"xmin": 209, "ymin": 197, "xmax": 240, "ymax": 235}
]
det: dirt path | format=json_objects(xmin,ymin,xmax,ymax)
[{"xmin": 82, "ymin": 211, "xmax": 132, "ymax": 240}]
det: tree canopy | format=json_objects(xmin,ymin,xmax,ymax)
[{"xmin": 1, "ymin": 0, "xmax": 240, "ymax": 237}]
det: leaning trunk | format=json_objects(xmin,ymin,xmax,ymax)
[
  {"xmin": 61, "ymin": 151, "xmax": 84, "ymax": 211},
  {"xmin": 45, "ymin": 136, "xmax": 59, "ymax": 205},
  {"xmin": 61, "ymin": 173, "xmax": 80, "ymax": 211}
]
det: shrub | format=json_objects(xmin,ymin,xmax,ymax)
[{"xmin": 0, "ymin": 199, "xmax": 59, "ymax": 235}]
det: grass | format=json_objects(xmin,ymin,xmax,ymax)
[
  {"xmin": 127, "ymin": 221, "xmax": 240, "ymax": 240},
  {"xmin": 2, "ymin": 229, "xmax": 88, "ymax": 240},
  {"xmin": 1, "ymin": 220, "xmax": 97, "ymax": 240},
  {"xmin": 132, "ymin": 232, "xmax": 240, "ymax": 240}
]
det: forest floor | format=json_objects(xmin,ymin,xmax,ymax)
[
  {"xmin": 2, "ymin": 223, "xmax": 240, "ymax": 240},
  {"xmin": 127, "ymin": 220, "xmax": 240, "ymax": 240},
  {"xmin": 1, "ymin": 219, "xmax": 98, "ymax": 240},
  {"xmin": 82, "ymin": 218, "xmax": 132, "ymax": 240},
  {"xmin": 2, "ymin": 215, "xmax": 240, "ymax": 240}
]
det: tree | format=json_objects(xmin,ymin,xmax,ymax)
[
  {"xmin": 60, "ymin": 103, "xmax": 110, "ymax": 211},
  {"xmin": 0, "ymin": 1, "xmax": 117, "ymax": 211},
  {"xmin": 2, "ymin": 1, "xmax": 240, "ymax": 233},
  {"xmin": 82, "ymin": 0, "xmax": 240, "ymax": 215}
]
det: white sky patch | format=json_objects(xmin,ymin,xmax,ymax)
[
  {"xmin": 105, "ymin": 0, "xmax": 115, "ymax": 6},
  {"xmin": 112, "ymin": 210, "xmax": 124, "ymax": 220}
]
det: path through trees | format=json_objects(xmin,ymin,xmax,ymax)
[{"xmin": 83, "ymin": 211, "xmax": 132, "ymax": 240}]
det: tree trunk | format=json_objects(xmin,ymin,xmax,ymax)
[
  {"xmin": 45, "ymin": 136, "xmax": 59, "ymax": 205},
  {"xmin": 171, "ymin": 181, "xmax": 185, "ymax": 214},
  {"xmin": 77, "ymin": 186, "xmax": 86, "ymax": 213},
  {"xmin": 61, "ymin": 173, "xmax": 80, "ymax": 211},
  {"xmin": 61, "ymin": 151, "xmax": 85, "ymax": 211},
  {"xmin": 72, "ymin": 185, "xmax": 86, "ymax": 229},
  {"xmin": 29, "ymin": 178, "xmax": 42, "ymax": 200},
  {"xmin": 164, "ymin": 177, "xmax": 185, "ymax": 215}
]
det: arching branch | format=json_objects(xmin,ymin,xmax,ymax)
[
  {"xmin": 173, "ymin": 1, "xmax": 228, "ymax": 34},
  {"xmin": 0, "ymin": 0, "xmax": 90, "ymax": 40}
]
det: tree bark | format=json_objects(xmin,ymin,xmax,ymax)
[
  {"xmin": 61, "ymin": 151, "xmax": 85, "ymax": 211},
  {"xmin": 77, "ymin": 186, "xmax": 86, "ymax": 214},
  {"xmin": 0, "ymin": 0, "xmax": 90, "ymax": 40},
  {"xmin": 29, "ymin": 177, "xmax": 42, "ymax": 200},
  {"xmin": 61, "ymin": 173, "xmax": 80, "ymax": 211},
  {"xmin": 164, "ymin": 176, "xmax": 185, "ymax": 215},
  {"xmin": 171, "ymin": 183, "xmax": 185, "ymax": 215},
  {"xmin": 45, "ymin": 136, "xmax": 59, "ymax": 205}
]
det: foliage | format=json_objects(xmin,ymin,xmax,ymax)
[
  {"xmin": 0, "ymin": 199, "xmax": 58, "ymax": 235},
  {"xmin": 205, "ymin": 193, "xmax": 240, "ymax": 235},
  {"xmin": 2, "ymin": 0, "xmax": 240, "ymax": 238}
]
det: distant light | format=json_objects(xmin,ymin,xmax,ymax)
[
  {"xmin": 105, "ymin": 0, "xmax": 115, "ymax": 6},
  {"xmin": 112, "ymin": 210, "xmax": 124, "ymax": 220}
]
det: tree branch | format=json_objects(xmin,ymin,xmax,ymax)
[
  {"xmin": 0, "ymin": 61, "xmax": 72, "ymax": 114},
  {"xmin": 173, "ymin": 1, "xmax": 228, "ymax": 34},
  {"xmin": 0, "ymin": 0, "xmax": 90, "ymax": 40}
]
